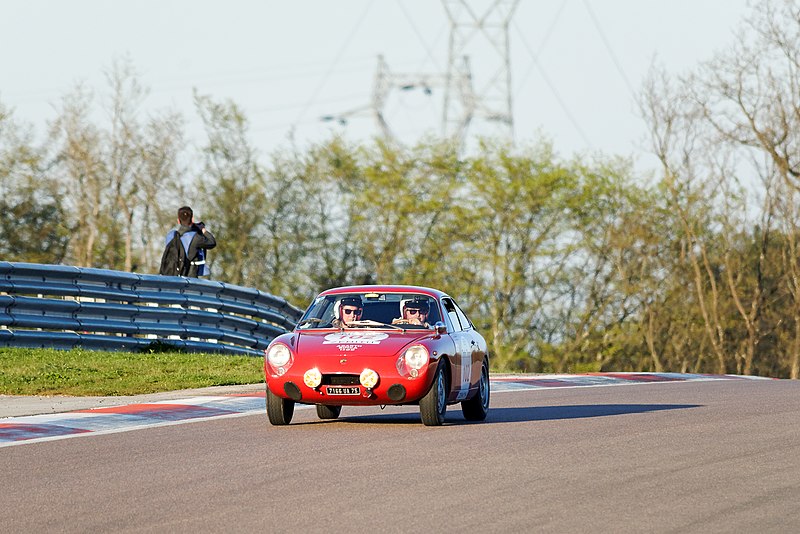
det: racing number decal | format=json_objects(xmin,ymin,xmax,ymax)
[
  {"xmin": 322, "ymin": 332, "xmax": 388, "ymax": 345},
  {"xmin": 456, "ymin": 337, "xmax": 472, "ymax": 401}
]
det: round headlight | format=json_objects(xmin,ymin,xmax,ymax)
[
  {"xmin": 304, "ymin": 368, "xmax": 322, "ymax": 388},
  {"xmin": 267, "ymin": 343, "xmax": 291, "ymax": 368},
  {"xmin": 360, "ymin": 368, "xmax": 379, "ymax": 389},
  {"xmin": 403, "ymin": 345, "xmax": 429, "ymax": 371}
]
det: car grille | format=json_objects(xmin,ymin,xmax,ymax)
[{"xmin": 323, "ymin": 374, "xmax": 360, "ymax": 386}]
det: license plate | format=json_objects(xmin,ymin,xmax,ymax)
[{"xmin": 326, "ymin": 386, "xmax": 360, "ymax": 395}]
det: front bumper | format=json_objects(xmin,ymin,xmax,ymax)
[{"xmin": 266, "ymin": 365, "xmax": 435, "ymax": 405}]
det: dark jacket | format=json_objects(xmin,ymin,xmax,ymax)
[{"xmin": 166, "ymin": 224, "xmax": 217, "ymax": 277}]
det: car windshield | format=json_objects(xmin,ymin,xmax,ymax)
[{"xmin": 296, "ymin": 292, "xmax": 441, "ymax": 330}]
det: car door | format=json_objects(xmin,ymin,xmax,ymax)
[
  {"xmin": 442, "ymin": 297, "xmax": 473, "ymax": 402},
  {"xmin": 450, "ymin": 299, "xmax": 486, "ymax": 392}
]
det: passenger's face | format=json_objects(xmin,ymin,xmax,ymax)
[{"xmin": 404, "ymin": 306, "xmax": 428, "ymax": 324}]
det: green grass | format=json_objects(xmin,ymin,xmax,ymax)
[{"xmin": 0, "ymin": 347, "xmax": 264, "ymax": 396}]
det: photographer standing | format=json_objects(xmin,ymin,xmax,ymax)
[{"xmin": 159, "ymin": 205, "xmax": 216, "ymax": 277}]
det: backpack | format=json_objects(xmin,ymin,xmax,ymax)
[{"xmin": 159, "ymin": 231, "xmax": 190, "ymax": 276}]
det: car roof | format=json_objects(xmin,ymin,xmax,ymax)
[{"xmin": 319, "ymin": 285, "xmax": 449, "ymax": 300}]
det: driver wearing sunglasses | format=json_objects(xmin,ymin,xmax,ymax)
[
  {"xmin": 393, "ymin": 298, "xmax": 430, "ymax": 327},
  {"xmin": 332, "ymin": 296, "xmax": 364, "ymax": 328}
]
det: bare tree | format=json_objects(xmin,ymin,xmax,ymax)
[
  {"xmin": 49, "ymin": 85, "xmax": 108, "ymax": 267},
  {"xmin": 48, "ymin": 59, "xmax": 186, "ymax": 272}
]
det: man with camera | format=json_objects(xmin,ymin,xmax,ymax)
[{"xmin": 159, "ymin": 205, "xmax": 216, "ymax": 277}]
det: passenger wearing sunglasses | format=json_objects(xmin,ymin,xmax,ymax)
[
  {"xmin": 332, "ymin": 296, "xmax": 364, "ymax": 328},
  {"xmin": 392, "ymin": 298, "xmax": 430, "ymax": 327}
]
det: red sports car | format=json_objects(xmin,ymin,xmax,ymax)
[{"xmin": 264, "ymin": 285, "xmax": 489, "ymax": 426}]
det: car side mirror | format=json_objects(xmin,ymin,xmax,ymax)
[{"xmin": 434, "ymin": 321, "xmax": 447, "ymax": 335}]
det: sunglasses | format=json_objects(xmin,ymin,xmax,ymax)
[
  {"xmin": 342, "ymin": 307, "xmax": 363, "ymax": 316},
  {"xmin": 406, "ymin": 308, "xmax": 428, "ymax": 315}
]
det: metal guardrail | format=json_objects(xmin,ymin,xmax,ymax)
[{"xmin": 0, "ymin": 262, "xmax": 304, "ymax": 357}]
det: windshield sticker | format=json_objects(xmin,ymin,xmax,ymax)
[{"xmin": 323, "ymin": 332, "xmax": 389, "ymax": 345}]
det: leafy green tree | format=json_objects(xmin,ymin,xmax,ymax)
[
  {"xmin": 333, "ymin": 138, "xmax": 465, "ymax": 287},
  {"xmin": 0, "ymin": 101, "xmax": 69, "ymax": 263},
  {"xmin": 553, "ymin": 159, "xmax": 659, "ymax": 373},
  {"xmin": 194, "ymin": 91, "xmax": 267, "ymax": 285},
  {"xmin": 459, "ymin": 141, "xmax": 577, "ymax": 371}
]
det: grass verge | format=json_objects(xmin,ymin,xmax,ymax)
[{"xmin": 0, "ymin": 347, "xmax": 264, "ymax": 396}]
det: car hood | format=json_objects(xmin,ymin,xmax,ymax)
[{"xmin": 296, "ymin": 329, "xmax": 433, "ymax": 356}]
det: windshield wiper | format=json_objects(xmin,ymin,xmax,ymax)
[
  {"xmin": 345, "ymin": 320, "xmax": 405, "ymax": 331},
  {"xmin": 296, "ymin": 318, "xmax": 325, "ymax": 328}
]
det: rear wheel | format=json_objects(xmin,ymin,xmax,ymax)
[
  {"xmin": 266, "ymin": 386, "xmax": 294, "ymax": 425},
  {"xmin": 461, "ymin": 359, "xmax": 490, "ymax": 421},
  {"xmin": 316, "ymin": 404, "xmax": 342, "ymax": 420},
  {"xmin": 420, "ymin": 361, "xmax": 447, "ymax": 426}
]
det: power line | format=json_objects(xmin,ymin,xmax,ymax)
[
  {"xmin": 248, "ymin": 93, "xmax": 372, "ymax": 116},
  {"xmin": 293, "ymin": 0, "xmax": 374, "ymax": 127},
  {"xmin": 145, "ymin": 56, "xmax": 376, "ymax": 88},
  {"xmin": 395, "ymin": 0, "xmax": 444, "ymax": 72},
  {"xmin": 250, "ymin": 117, "xmax": 322, "ymax": 134},
  {"xmin": 581, "ymin": 0, "xmax": 637, "ymax": 98},
  {"xmin": 3, "ymin": 57, "xmax": 381, "ymax": 103},
  {"xmin": 512, "ymin": 21, "xmax": 592, "ymax": 148},
  {"xmin": 513, "ymin": 0, "xmax": 568, "ymax": 96}
]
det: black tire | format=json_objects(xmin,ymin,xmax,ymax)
[
  {"xmin": 420, "ymin": 360, "xmax": 447, "ymax": 426},
  {"xmin": 266, "ymin": 386, "xmax": 294, "ymax": 425},
  {"xmin": 461, "ymin": 359, "xmax": 490, "ymax": 421},
  {"xmin": 316, "ymin": 404, "xmax": 342, "ymax": 420}
]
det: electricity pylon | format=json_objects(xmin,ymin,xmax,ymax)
[
  {"xmin": 442, "ymin": 0, "xmax": 520, "ymax": 144},
  {"xmin": 321, "ymin": 55, "xmax": 451, "ymax": 143},
  {"xmin": 322, "ymin": 0, "xmax": 519, "ymax": 150},
  {"xmin": 371, "ymin": 55, "xmax": 456, "ymax": 142}
]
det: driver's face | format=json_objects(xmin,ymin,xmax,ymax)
[
  {"xmin": 404, "ymin": 307, "xmax": 428, "ymax": 323},
  {"xmin": 341, "ymin": 306, "xmax": 363, "ymax": 323}
]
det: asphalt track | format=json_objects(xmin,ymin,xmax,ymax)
[{"xmin": 2, "ymin": 375, "xmax": 799, "ymax": 533}]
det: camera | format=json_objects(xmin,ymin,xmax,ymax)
[{"xmin": 195, "ymin": 221, "xmax": 205, "ymax": 230}]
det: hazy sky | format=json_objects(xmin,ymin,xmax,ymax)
[{"xmin": 2, "ymin": 0, "xmax": 751, "ymax": 169}]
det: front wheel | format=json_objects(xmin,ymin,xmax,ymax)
[
  {"xmin": 316, "ymin": 404, "xmax": 342, "ymax": 420},
  {"xmin": 266, "ymin": 386, "xmax": 295, "ymax": 425},
  {"xmin": 461, "ymin": 359, "xmax": 490, "ymax": 421},
  {"xmin": 420, "ymin": 361, "xmax": 447, "ymax": 426}
]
